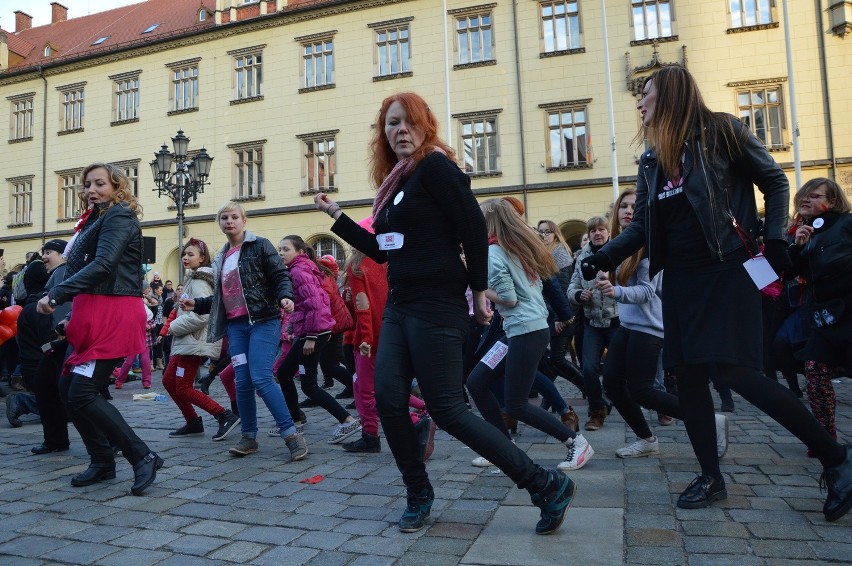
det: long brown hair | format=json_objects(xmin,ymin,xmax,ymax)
[
  {"xmin": 536, "ymin": 219, "xmax": 572, "ymax": 256},
  {"xmin": 282, "ymin": 235, "xmax": 331, "ymax": 277},
  {"xmin": 635, "ymin": 66, "xmax": 744, "ymax": 179},
  {"xmin": 80, "ymin": 163, "xmax": 143, "ymax": 218},
  {"xmin": 481, "ymin": 198, "xmax": 556, "ymax": 280},
  {"xmin": 609, "ymin": 189, "xmax": 643, "ymax": 285},
  {"xmin": 369, "ymin": 92, "xmax": 457, "ymax": 188}
]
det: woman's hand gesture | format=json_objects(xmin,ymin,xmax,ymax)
[{"xmin": 314, "ymin": 193, "xmax": 342, "ymax": 220}]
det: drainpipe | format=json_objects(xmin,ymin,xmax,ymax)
[
  {"xmin": 511, "ymin": 0, "xmax": 529, "ymax": 216},
  {"xmin": 781, "ymin": 0, "xmax": 802, "ymax": 189},
  {"xmin": 39, "ymin": 65, "xmax": 47, "ymax": 245},
  {"xmin": 442, "ymin": 0, "xmax": 451, "ymax": 138},
  {"xmin": 815, "ymin": 0, "xmax": 837, "ymax": 179}
]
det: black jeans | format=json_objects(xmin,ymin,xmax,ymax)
[
  {"xmin": 279, "ymin": 334, "xmax": 351, "ymax": 423},
  {"xmin": 467, "ymin": 329, "xmax": 571, "ymax": 442},
  {"xmin": 603, "ymin": 327, "xmax": 679, "ymax": 440},
  {"xmin": 376, "ymin": 306, "xmax": 548, "ymax": 494},
  {"xmin": 58, "ymin": 358, "xmax": 149, "ymax": 465},
  {"xmin": 33, "ymin": 347, "xmax": 71, "ymax": 448},
  {"xmin": 318, "ymin": 333, "xmax": 353, "ymax": 389},
  {"xmin": 581, "ymin": 323, "xmax": 619, "ymax": 410}
]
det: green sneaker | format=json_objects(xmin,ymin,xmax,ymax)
[{"xmin": 398, "ymin": 485, "xmax": 434, "ymax": 532}]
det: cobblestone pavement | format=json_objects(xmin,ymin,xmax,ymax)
[{"xmin": 0, "ymin": 373, "xmax": 849, "ymax": 565}]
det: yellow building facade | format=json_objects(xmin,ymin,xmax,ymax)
[{"xmin": 1, "ymin": 0, "xmax": 850, "ymax": 282}]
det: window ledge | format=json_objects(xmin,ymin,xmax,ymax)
[
  {"xmin": 630, "ymin": 36, "xmax": 678, "ymax": 47},
  {"xmin": 58, "ymin": 127, "xmax": 84, "ymax": 136},
  {"xmin": 300, "ymin": 187, "xmax": 338, "ymax": 196},
  {"xmin": 8, "ymin": 136, "xmax": 33, "ymax": 144},
  {"xmin": 168, "ymin": 107, "xmax": 199, "ymax": 116},
  {"xmin": 167, "ymin": 203, "xmax": 200, "ymax": 211},
  {"xmin": 230, "ymin": 95, "xmax": 264, "ymax": 106},
  {"xmin": 546, "ymin": 163, "xmax": 593, "ymax": 172},
  {"xmin": 467, "ymin": 171, "xmax": 502, "ymax": 179},
  {"xmin": 7, "ymin": 222, "xmax": 33, "ymax": 229},
  {"xmin": 373, "ymin": 71, "xmax": 413, "ymax": 82},
  {"xmin": 539, "ymin": 48, "xmax": 586, "ymax": 59},
  {"xmin": 767, "ymin": 144, "xmax": 791, "ymax": 153},
  {"xmin": 453, "ymin": 59, "xmax": 497, "ymax": 71},
  {"xmin": 57, "ymin": 217, "xmax": 78, "ymax": 224},
  {"xmin": 726, "ymin": 22, "xmax": 779, "ymax": 34},
  {"xmin": 110, "ymin": 118, "xmax": 139, "ymax": 127},
  {"xmin": 233, "ymin": 194, "xmax": 266, "ymax": 202},
  {"xmin": 299, "ymin": 84, "xmax": 336, "ymax": 94}
]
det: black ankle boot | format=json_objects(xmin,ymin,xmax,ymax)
[
  {"xmin": 71, "ymin": 463, "xmax": 116, "ymax": 487},
  {"xmin": 199, "ymin": 375, "xmax": 215, "ymax": 395},
  {"xmin": 131, "ymin": 452, "xmax": 164, "ymax": 496},
  {"xmin": 823, "ymin": 445, "xmax": 852, "ymax": 522},
  {"xmin": 677, "ymin": 475, "xmax": 727, "ymax": 509},
  {"xmin": 169, "ymin": 416, "xmax": 204, "ymax": 437},
  {"xmin": 342, "ymin": 432, "xmax": 381, "ymax": 453}
]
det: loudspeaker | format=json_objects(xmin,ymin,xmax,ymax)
[{"xmin": 143, "ymin": 236, "xmax": 156, "ymax": 264}]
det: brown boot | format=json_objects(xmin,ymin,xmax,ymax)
[
  {"xmin": 584, "ymin": 408, "xmax": 607, "ymax": 431},
  {"xmin": 561, "ymin": 406, "xmax": 579, "ymax": 432},
  {"xmin": 501, "ymin": 412, "xmax": 518, "ymax": 435}
]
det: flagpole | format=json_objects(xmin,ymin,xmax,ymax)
[{"xmin": 601, "ymin": 0, "xmax": 619, "ymax": 201}]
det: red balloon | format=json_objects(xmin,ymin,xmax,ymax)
[
  {"xmin": 0, "ymin": 325, "xmax": 13, "ymax": 346},
  {"xmin": 0, "ymin": 305, "xmax": 22, "ymax": 326}
]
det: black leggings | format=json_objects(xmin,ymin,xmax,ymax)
[
  {"xmin": 603, "ymin": 327, "xmax": 679, "ymax": 440},
  {"xmin": 278, "ymin": 334, "xmax": 351, "ymax": 424},
  {"xmin": 676, "ymin": 363, "xmax": 845, "ymax": 480},
  {"xmin": 318, "ymin": 333, "xmax": 353, "ymax": 389}
]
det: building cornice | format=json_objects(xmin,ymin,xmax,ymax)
[{"xmin": 726, "ymin": 77, "xmax": 788, "ymax": 88}]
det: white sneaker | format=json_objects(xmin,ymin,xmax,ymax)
[
  {"xmin": 329, "ymin": 419, "xmax": 362, "ymax": 444},
  {"xmin": 558, "ymin": 434, "xmax": 595, "ymax": 471},
  {"xmin": 472, "ymin": 456, "xmax": 492, "ymax": 467},
  {"xmin": 269, "ymin": 422, "xmax": 304, "ymax": 437},
  {"xmin": 616, "ymin": 437, "xmax": 660, "ymax": 459},
  {"xmin": 715, "ymin": 414, "xmax": 729, "ymax": 458}
]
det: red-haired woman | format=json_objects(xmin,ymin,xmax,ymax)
[{"xmin": 315, "ymin": 92, "xmax": 574, "ymax": 535}]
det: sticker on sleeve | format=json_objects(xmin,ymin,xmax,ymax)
[
  {"xmin": 176, "ymin": 367, "xmax": 185, "ymax": 377},
  {"xmin": 481, "ymin": 341, "xmax": 509, "ymax": 370},
  {"xmin": 231, "ymin": 353, "xmax": 248, "ymax": 367},
  {"xmin": 72, "ymin": 360, "xmax": 96, "ymax": 378},
  {"xmin": 377, "ymin": 232, "xmax": 404, "ymax": 251}
]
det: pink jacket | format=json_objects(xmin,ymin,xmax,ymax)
[{"xmin": 287, "ymin": 254, "xmax": 334, "ymax": 338}]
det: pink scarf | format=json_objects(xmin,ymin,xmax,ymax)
[{"xmin": 372, "ymin": 148, "xmax": 446, "ymax": 227}]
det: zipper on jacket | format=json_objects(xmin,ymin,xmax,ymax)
[
  {"xmin": 642, "ymin": 161, "xmax": 653, "ymax": 268},
  {"xmin": 696, "ymin": 140, "xmax": 724, "ymax": 261}
]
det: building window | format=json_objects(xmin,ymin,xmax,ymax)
[
  {"xmin": 737, "ymin": 85, "xmax": 785, "ymax": 148},
  {"xmin": 142, "ymin": 23, "xmax": 160, "ymax": 34},
  {"xmin": 9, "ymin": 177, "xmax": 33, "ymax": 226},
  {"xmin": 228, "ymin": 47, "xmax": 264, "ymax": 102},
  {"xmin": 311, "ymin": 236, "xmax": 346, "ymax": 269},
  {"xmin": 58, "ymin": 84, "xmax": 85, "ymax": 132},
  {"xmin": 301, "ymin": 38, "xmax": 335, "ymax": 90},
  {"xmin": 59, "ymin": 172, "xmax": 83, "ymax": 220},
  {"xmin": 229, "ymin": 141, "xmax": 265, "ymax": 199},
  {"xmin": 729, "ymin": 0, "xmax": 774, "ymax": 28},
  {"xmin": 456, "ymin": 111, "xmax": 500, "ymax": 175},
  {"xmin": 543, "ymin": 102, "xmax": 592, "ymax": 170},
  {"xmin": 111, "ymin": 72, "xmax": 141, "ymax": 123},
  {"xmin": 455, "ymin": 11, "xmax": 493, "ymax": 65},
  {"xmin": 632, "ymin": 0, "xmax": 674, "ymax": 41},
  {"xmin": 297, "ymin": 131, "xmax": 338, "ymax": 194},
  {"xmin": 9, "ymin": 94, "xmax": 34, "ymax": 141},
  {"xmin": 374, "ymin": 23, "xmax": 411, "ymax": 77},
  {"xmin": 540, "ymin": 1, "xmax": 581, "ymax": 53},
  {"xmin": 117, "ymin": 162, "xmax": 140, "ymax": 197},
  {"xmin": 171, "ymin": 65, "xmax": 198, "ymax": 111}
]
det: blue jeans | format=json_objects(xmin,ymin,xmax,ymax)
[
  {"xmin": 227, "ymin": 317, "xmax": 296, "ymax": 439},
  {"xmin": 582, "ymin": 323, "xmax": 619, "ymax": 411}
]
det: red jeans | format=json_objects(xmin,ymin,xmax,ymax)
[
  {"xmin": 162, "ymin": 354, "xmax": 225, "ymax": 421},
  {"xmin": 354, "ymin": 352, "xmax": 379, "ymax": 436}
]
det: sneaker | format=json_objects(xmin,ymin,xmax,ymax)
[
  {"xmin": 657, "ymin": 413, "xmax": 674, "ymax": 426},
  {"xmin": 285, "ymin": 432, "xmax": 309, "ymax": 461},
  {"xmin": 558, "ymin": 434, "xmax": 595, "ymax": 471},
  {"xmin": 472, "ymin": 456, "xmax": 493, "ymax": 467},
  {"xmin": 228, "ymin": 436, "xmax": 259, "ymax": 456},
  {"xmin": 715, "ymin": 414, "xmax": 729, "ymax": 459},
  {"xmin": 328, "ymin": 419, "xmax": 362, "ymax": 444},
  {"xmin": 342, "ymin": 432, "xmax": 381, "ymax": 453},
  {"xmin": 561, "ymin": 407, "xmax": 579, "ymax": 433},
  {"xmin": 616, "ymin": 437, "xmax": 660, "ymax": 459},
  {"xmin": 169, "ymin": 416, "xmax": 204, "ymax": 437},
  {"xmin": 212, "ymin": 411, "xmax": 240, "ymax": 441},
  {"xmin": 398, "ymin": 485, "xmax": 434, "ymax": 532},
  {"xmin": 5, "ymin": 394, "xmax": 23, "ymax": 428},
  {"xmin": 530, "ymin": 469, "xmax": 577, "ymax": 535},
  {"xmin": 267, "ymin": 426, "xmax": 279, "ymax": 438},
  {"xmin": 584, "ymin": 408, "xmax": 606, "ymax": 431}
]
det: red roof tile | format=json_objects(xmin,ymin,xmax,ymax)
[{"xmin": 0, "ymin": 29, "xmax": 34, "ymax": 58}]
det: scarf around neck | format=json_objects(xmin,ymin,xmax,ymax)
[{"xmin": 371, "ymin": 147, "xmax": 447, "ymax": 228}]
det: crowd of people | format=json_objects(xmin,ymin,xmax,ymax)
[{"xmin": 1, "ymin": 65, "xmax": 850, "ymax": 533}]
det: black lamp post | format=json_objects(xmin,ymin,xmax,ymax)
[{"xmin": 150, "ymin": 129, "xmax": 213, "ymax": 283}]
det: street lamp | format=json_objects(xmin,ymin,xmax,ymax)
[{"xmin": 150, "ymin": 130, "xmax": 213, "ymax": 283}]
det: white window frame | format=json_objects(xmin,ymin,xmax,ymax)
[
  {"xmin": 372, "ymin": 21, "xmax": 412, "ymax": 78},
  {"xmin": 230, "ymin": 47, "xmax": 264, "ymax": 101},
  {"xmin": 9, "ymin": 94, "xmax": 34, "ymax": 141},
  {"xmin": 297, "ymin": 130, "xmax": 338, "ymax": 194},
  {"xmin": 631, "ymin": 0, "xmax": 675, "ymax": 42},
  {"xmin": 728, "ymin": 0, "xmax": 775, "ymax": 28},
  {"xmin": 228, "ymin": 141, "xmax": 265, "ymax": 200},
  {"xmin": 737, "ymin": 84, "xmax": 786, "ymax": 149},
  {"xmin": 540, "ymin": 1, "xmax": 582, "ymax": 53},
  {"xmin": 109, "ymin": 71, "xmax": 141, "ymax": 123},
  {"xmin": 9, "ymin": 176, "xmax": 34, "ymax": 226},
  {"xmin": 454, "ymin": 10, "xmax": 494, "ymax": 65},
  {"xmin": 170, "ymin": 64, "xmax": 199, "ymax": 111},
  {"xmin": 455, "ymin": 110, "xmax": 501, "ymax": 176},
  {"xmin": 58, "ymin": 170, "xmax": 83, "ymax": 220},
  {"xmin": 58, "ymin": 83, "xmax": 85, "ymax": 132},
  {"xmin": 300, "ymin": 36, "xmax": 335, "ymax": 90},
  {"xmin": 542, "ymin": 101, "xmax": 592, "ymax": 170}
]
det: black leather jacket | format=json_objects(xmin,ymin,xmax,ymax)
[
  {"xmin": 601, "ymin": 115, "xmax": 789, "ymax": 277},
  {"xmin": 788, "ymin": 211, "xmax": 852, "ymax": 303},
  {"xmin": 50, "ymin": 202, "xmax": 143, "ymax": 304},
  {"xmin": 194, "ymin": 230, "xmax": 293, "ymax": 342}
]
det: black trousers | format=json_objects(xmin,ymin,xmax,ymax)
[
  {"xmin": 33, "ymin": 347, "xmax": 71, "ymax": 448},
  {"xmin": 376, "ymin": 306, "xmax": 548, "ymax": 494},
  {"xmin": 58, "ymin": 358, "xmax": 149, "ymax": 465},
  {"xmin": 318, "ymin": 333, "xmax": 353, "ymax": 388},
  {"xmin": 279, "ymin": 335, "xmax": 351, "ymax": 423}
]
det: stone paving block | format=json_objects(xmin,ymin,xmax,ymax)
[
  {"xmin": 90, "ymin": 547, "xmax": 172, "ymax": 565},
  {"xmin": 682, "ymin": 535, "xmax": 749, "ymax": 554},
  {"xmin": 812, "ymin": 525, "xmax": 852, "ymax": 544},
  {"xmin": 0, "ymin": 534, "xmax": 70, "ymax": 557},
  {"xmin": 294, "ymin": 501, "xmax": 347, "ymax": 516},
  {"xmin": 338, "ymin": 535, "xmax": 415, "ymax": 557},
  {"xmin": 334, "ymin": 505, "xmax": 388, "ymax": 521},
  {"xmin": 727, "ymin": 509, "xmax": 810, "ymax": 524},
  {"xmin": 155, "ymin": 553, "xmax": 226, "ymax": 566},
  {"xmin": 448, "ymin": 499, "xmax": 498, "ymax": 512},
  {"xmin": 745, "ymin": 523, "xmax": 817, "ymax": 540},
  {"xmin": 680, "ymin": 521, "xmax": 749, "ymax": 538},
  {"xmin": 626, "ymin": 528, "xmax": 681, "ymax": 547},
  {"xmin": 396, "ymin": 551, "xmax": 463, "ymax": 566},
  {"xmin": 169, "ymin": 502, "xmax": 232, "ymax": 520},
  {"xmin": 250, "ymin": 545, "xmax": 321, "ymax": 565},
  {"xmin": 433, "ymin": 509, "xmax": 495, "ymax": 526},
  {"xmin": 410, "ymin": 535, "xmax": 474, "ymax": 556},
  {"xmin": 426, "ymin": 522, "xmax": 484, "ymax": 540},
  {"xmin": 278, "ymin": 512, "xmax": 343, "ymax": 531},
  {"xmin": 746, "ymin": 496, "xmax": 791, "ymax": 510},
  {"xmin": 17, "ymin": 517, "xmax": 90, "ymax": 537},
  {"xmin": 333, "ymin": 518, "xmax": 389, "ymax": 536},
  {"xmin": 784, "ymin": 497, "xmax": 824, "ymax": 512},
  {"xmin": 291, "ymin": 530, "xmax": 352, "ymax": 551},
  {"xmin": 624, "ymin": 513, "xmax": 676, "ymax": 530},
  {"xmin": 40, "ymin": 541, "xmax": 119, "ymax": 564},
  {"xmin": 344, "ymin": 494, "xmax": 394, "ymax": 508},
  {"xmin": 180, "ymin": 518, "xmax": 249, "ymax": 538},
  {"xmin": 625, "ymin": 546, "xmax": 685, "ymax": 565},
  {"xmin": 810, "ymin": 541, "xmax": 852, "ymax": 562},
  {"xmin": 751, "ymin": 539, "xmax": 815, "ymax": 559},
  {"xmin": 96, "ymin": 509, "xmax": 160, "ymax": 528},
  {"xmin": 291, "ymin": 488, "xmax": 350, "ymax": 504},
  {"xmin": 348, "ymin": 555, "xmax": 395, "ymax": 566},
  {"xmin": 673, "ymin": 506, "xmax": 728, "ymax": 521},
  {"xmin": 163, "ymin": 534, "xmax": 229, "ymax": 556},
  {"xmin": 686, "ymin": 555, "xmax": 765, "ymax": 566},
  {"xmin": 108, "ymin": 527, "xmax": 182, "ymax": 549},
  {"xmin": 207, "ymin": 540, "xmax": 269, "ymax": 562},
  {"xmin": 234, "ymin": 526, "xmax": 305, "ymax": 546}
]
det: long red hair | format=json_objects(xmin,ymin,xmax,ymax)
[{"xmin": 369, "ymin": 92, "xmax": 457, "ymax": 189}]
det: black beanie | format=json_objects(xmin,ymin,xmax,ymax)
[
  {"xmin": 42, "ymin": 239, "xmax": 68, "ymax": 255},
  {"xmin": 23, "ymin": 260, "xmax": 49, "ymax": 296}
]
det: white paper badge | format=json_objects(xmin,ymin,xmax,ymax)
[
  {"xmin": 394, "ymin": 191, "xmax": 404, "ymax": 205},
  {"xmin": 298, "ymin": 365, "xmax": 305, "ymax": 375},
  {"xmin": 813, "ymin": 218, "xmax": 824, "ymax": 229},
  {"xmin": 72, "ymin": 360, "xmax": 96, "ymax": 378},
  {"xmin": 377, "ymin": 232, "xmax": 404, "ymax": 250},
  {"xmin": 176, "ymin": 367, "xmax": 185, "ymax": 377},
  {"xmin": 743, "ymin": 255, "xmax": 779, "ymax": 291},
  {"xmin": 231, "ymin": 353, "xmax": 248, "ymax": 367},
  {"xmin": 481, "ymin": 341, "xmax": 509, "ymax": 370}
]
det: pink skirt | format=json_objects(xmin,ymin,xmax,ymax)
[{"xmin": 65, "ymin": 294, "xmax": 147, "ymax": 370}]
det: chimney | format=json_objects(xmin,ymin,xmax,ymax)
[
  {"xmin": 51, "ymin": 3, "xmax": 69, "ymax": 24},
  {"xmin": 14, "ymin": 11, "xmax": 33, "ymax": 32}
]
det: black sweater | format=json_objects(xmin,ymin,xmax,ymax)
[{"xmin": 333, "ymin": 152, "xmax": 488, "ymax": 308}]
